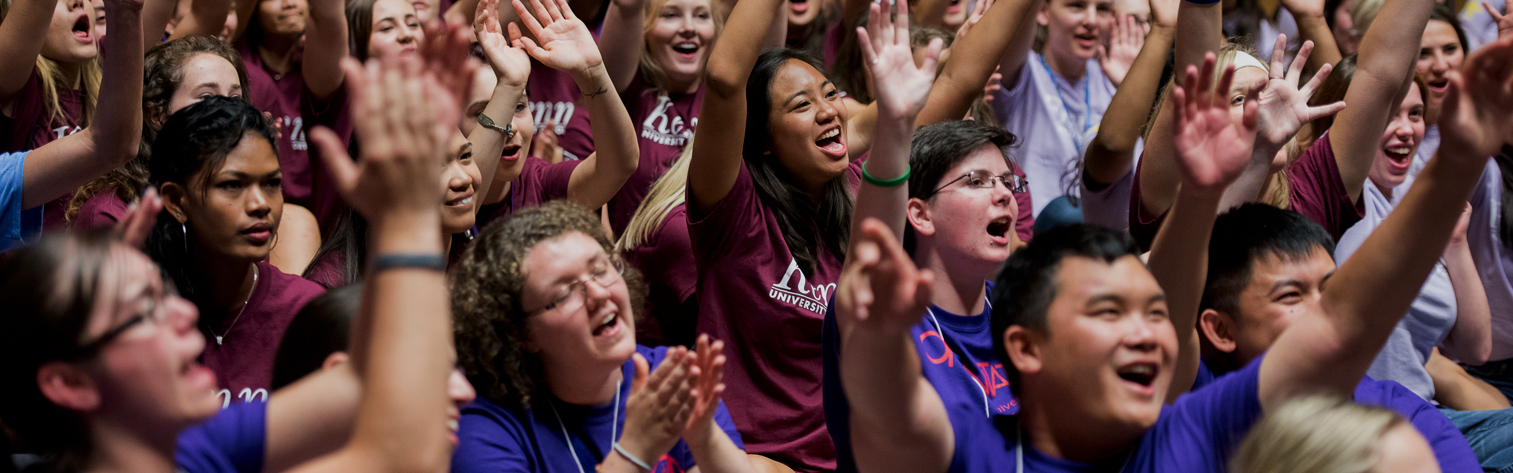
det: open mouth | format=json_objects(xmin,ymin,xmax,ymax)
[
  {"xmin": 986, "ymin": 216, "xmax": 1011, "ymax": 245},
  {"xmin": 947, "ymin": 0, "xmax": 962, "ymax": 12},
  {"xmin": 672, "ymin": 42, "xmax": 700, "ymax": 58},
  {"xmin": 446, "ymin": 192, "xmax": 475, "ymax": 208},
  {"xmin": 183, "ymin": 360, "xmax": 218, "ymax": 389},
  {"xmin": 789, "ymin": 0, "xmax": 809, "ymax": 14},
  {"xmin": 501, "ymin": 145, "xmax": 523, "ymax": 161},
  {"xmin": 815, "ymin": 128, "xmax": 846, "ymax": 157},
  {"xmin": 1383, "ymin": 145, "xmax": 1414, "ymax": 171},
  {"xmin": 1116, "ymin": 362, "xmax": 1157, "ymax": 388},
  {"xmin": 72, "ymin": 16, "xmax": 92, "ymax": 42},
  {"xmin": 1074, "ymin": 32, "xmax": 1097, "ymax": 47},
  {"xmin": 1427, "ymin": 78, "xmax": 1449, "ymax": 93},
  {"xmin": 592, "ymin": 312, "xmax": 620, "ymax": 337}
]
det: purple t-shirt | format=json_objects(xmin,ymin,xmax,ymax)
[
  {"xmin": 237, "ymin": 41, "xmax": 349, "ymax": 211},
  {"xmin": 605, "ymin": 77, "xmax": 702, "ymax": 235},
  {"xmin": 203, "ymin": 261, "xmax": 325, "ymax": 407},
  {"xmin": 822, "ymin": 281, "xmax": 1019, "ymax": 473},
  {"xmin": 175, "ymin": 399, "xmax": 267, "ymax": 473},
  {"xmin": 621, "ymin": 205, "xmax": 698, "ymax": 347},
  {"xmin": 2, "ymin": 69, "xmax": 87, "ymax": 230},
  {"xmin": 476, "ymin": 157, "xmax": 582, "ymax": 230},
  {"xmin": 1191, "ymin": 361, "xmax": 1479, "ymax": 472},
  {"xmin": 531, "ymin": 63, "xmax": 595, "ymax": 162},
  {"xmin": 73, "ymin": 189, "xmax": 131, "ymax": 231},
  {"xmin": 686, "ymin": 160, "xmax": 861, "ymax": 472},
  {"xmin": 450, "ymin": 345, "xmax": 743, "ymax": 473}
]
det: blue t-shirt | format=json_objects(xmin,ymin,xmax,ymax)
[
  {"xmin": 175, "ymin": 399, "xmax": 267, "ymax": 473},
  {"xmin": 451, "ymin": 345, "xmax": 744, "ymax": 473},
  {"xmin": 822, "ymin": 282, "xmax": 1019, "ymax": 473},
  {"xmin": 0, "ymin": 151, "xmax": 41, "ymax": 251},
  {"xmin": 1193, "ymin": 360, "xmax": 1479, "ymax": 472}
]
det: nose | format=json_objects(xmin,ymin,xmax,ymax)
[
  {"xmin": 448, "ymin": 368, "xmax": 476, "ymax": 407},
  {"xmin": 581, "ymin": 276, "xmax": 614, "ymax": 311},
  {"xmin": 247, "ymin": 184, "xmax": 272, "ymax": 216},
  {"xmin": 816, "ymin": 99, "xmax": 839, "ymax": 124},
  {"xmin": 1430, "ymin": 51, "xmax": 1449, "ymax": 74},
  {"xmin": 1123, "ymin": 314, "xmax": 1160, "ymax": 352},
  {"xmin": 445, "ymin": 162, "xmax": 472, "ymax": 191},
  {"xmin": 166, "ymin": 295, "xmax": 201, "ymax": 333}
]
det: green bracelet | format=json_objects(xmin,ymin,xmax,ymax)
[{"xmin": 861, "ymin": 162, "xmax": 910, "ymax": 188}]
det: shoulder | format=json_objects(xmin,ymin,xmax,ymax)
[
  {"xmin": 259, "ymin": 261, "xmax": 328, "ymax": 304},
  {"xmin": 176, "ymin": 401, "xmax": 269, "ymax": 473}
]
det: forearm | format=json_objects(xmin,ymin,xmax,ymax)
[
  {"xmin": 94, "ymin": 2, "xmax": 145, "ymax": 165},
  {"xmin": 1428, "ymin": 349, "xmax": 1513, "ymax": 410},
  {"xmin": 0, "ymin": 0, "xmax": 61, "ymax": 98},
  {"xmin": 445, "ymin": 0, "xmax": 482, "ymax": 28},
  {"xmin": 264, "ymin": 364, "xmax": 362, "ymax": 473},
  {"xmin": 850, "ymin": 115, "xmax": 913, "ymax": 242},
  {"xmin": 919, "ymin": 0, "xmax": 1039, "ymax": 126},
  {"xmin": 167, "ymin": 0, "xmax": 231, "ymax": 40},
  {"xmin": 1174, "ymin": 1, "xmax": 1223, "ymax": 83},
  {"xmin": 599, "ymin": 0, "xmax": 645, "ymax": 92},
  {"xmin": 1146, "ymin": 186, "xmax": 1221, "ymax": 402},
  {"xmin": 141, "ymin": 0, "xmax": 174, "ymax": 47},
  {"xmin": 1290, "ymin": 11, "xmax": 1341, "ymax": 73},
  {"xmin": 567, "ymin": 65, "xmax": 638, "ymax": 207},
  {"xmin": 1084, "ymin": 25, "xmax": 1172, "ymax": 185},
  {"xmin": 686, "ymin": 424, "xmax": 756, "ymax": 473},
  {"xmin": 839, "ymin": 326, "xmax": 953, "ymax": 473},
  {"xmin": 469, "ymin": 82, "xmax": 527, "ymax": 202},
  {"xmin": 702, "ymin": 0, "xmax": 780, "ymax": 97},
  {"xmin": 1440, "ymin": 241, "xmax": 1492, "ymax": 364},
  {"xmin": 1216, "ymin": 149, "xmax": 1280, "ymax": 211},
  {"xmin": 1330, "ymin": 0, "xmax": 1432, "ymax": 194},
  {"xmin": 302, "ymin": 0, "xmax": 349, "ymax": 101}
]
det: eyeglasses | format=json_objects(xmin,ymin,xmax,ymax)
[
  {"xmin": 526, "ymin": 255, "xmax": 626, "ymax": 316},
  {"xmin": 928, "ymin": 170, "xmax": 1029, "ymax": 197},
  {"xmin": 66, "ymin": 290, "xmax": 171, "ymax": 360}
]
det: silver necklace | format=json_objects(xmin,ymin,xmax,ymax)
[
  {"xmin": 207, "ymin": 265, "xmax": 258, "ymax": 345},
  {"xmin": 548, "ymin": 378, "xmax": 622, "ymax": 473}
]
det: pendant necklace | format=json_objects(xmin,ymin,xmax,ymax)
[{"xmin": 207, "ymin": 265, "xmax": 258, "ymax": 345}]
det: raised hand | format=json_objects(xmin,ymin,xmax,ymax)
[
  {"xmin": 1254, "ymin": 36, "xmax": 1346, "ymax": 155},
  {"xmin": 836, "ymin": 218, "xmax": 935, "ymax": 334},
  {"xmin": 981, "ymin": 66, "xmax": 1003, "ymax": 104},
  {"xmin": 509, "ymin": 0, "xmax": 604, "ymax": 74},
  {"xmin": 1483, "ymin": 1, "xmax": 1512, "ymax": 41},
  {"xmin": 420, "ymin": 20, "xmax": 483, "ymax": 113},
  {"xmin": 621, "ymin": 349, "xmax": 697, "ymax": 460},
  {"xmin": 476, "ymin": 0, "xmax": 532, "ymax": 87},
  {"xmin": 1440, "ymin": 37, "xmax": 1513, "ymax": 160},
  {"xmin": 682, "ymin": 335, "xmax": 729, "ymax": 441},
  {"xmin": 1171, "ymin": 53, "xmax": 1261, "ymax": 196},
  {"xmin": 859, "ymin": 0, "xmax": 942, "ymax": 123},
  {"xmin": 1150, "ymin": 0, "xmax": 1178, "ymax": 29},
  {"xmin": 114, "ymin": 187, "xmax": 162, "ymax": 248},
  {"xmin": 1097, "ymin": 13, "xmax": 1144, "ymax": 87},
  {"xmin": 1280, "ymin": 0, "xmax": 1325, "ymax": 20}
]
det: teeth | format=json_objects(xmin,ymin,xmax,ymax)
[
  {"xmin": 1127, "ymin": 365, "xmax": 1153, "ymax": 376},
  {"xmin": 447, "ymin": 419, "xmax": 459, "ymax": 432},
  {"xmin": 450, "ymin": 196, "xmax": 473, "ymax": 206},
  {"xmin": 601, "ymin": 313, "xmax": 615, "ymax": 326},
  {"xmin": 819, "ymin": 129, "xmax": 839, "ymax": 140}
]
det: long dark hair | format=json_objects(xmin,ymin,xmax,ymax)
[
  {"xmin": 743, "ymin": 49, "xmax": 854, "ymax": 275},
  {"xmin": 143, "ymin": 97, "xmax": 278, "ymax": 319},
  {"xmin": 0, "ymin": 231, "xmax": 120, "ymax": 472},
  {"xmin": 303, "ymin": 209, "xmax": 370, "ymax": 288},
  {"xmin": 271, "ymin": 285, "xmax": 363, "ymax": 389}
]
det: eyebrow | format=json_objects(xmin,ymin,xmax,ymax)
[
  {"xmin": 217, "ymin": 170, "xmax": 282, "ymax": 180},
  {"xmin": 784, "ymin": 81, "xmax": 835, "ymax": 106}
]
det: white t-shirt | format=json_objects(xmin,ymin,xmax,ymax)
[{"xmin": 991, "ymin": 52, "xmax": 1115, "ymax": 217}]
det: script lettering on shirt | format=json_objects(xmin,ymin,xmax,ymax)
[
  {"xmin": 768, "ymin": 258, "xmax": 836, "ymax": 315},
  {"xmin": 532, "ymin": 100, "xmax": 575, "ymax": 135},
  {"xmin": 214, "ymin": 388, "xmax": 270, "ymax": 408},
  {"xmin": 51, "ymin": 125, "xmax": 82, "ymax": 139},
  {"xmin": 640, "ymin": 95, "xmax": 696, "ymax": 147}
]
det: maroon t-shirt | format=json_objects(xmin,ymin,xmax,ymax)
[
  {"xmin": 203, "ymin": 260, "xmax": 325, "ymax": 406},
  {"xmin": 530, "ymin": 62, "xmax": 595, "ymax": 162},
  {"xmin": 622, "ymin": 205, "xmax": 697, "ymax": 347},
  {"xmin": 73, "ymin": 190, "xmax": 130, "ymax": 231},
  {"xmin": 3, "ymin": 69, "xmax": 87, "ymax": 229},
  {"xmin": 686, "ymin": 161, "xmax": 861, "ymax": 472},
  {"xmin": 238, "ymin": 41, "xmax": 347, "ymax": 210},
  {"xmin": 302, "ymin": 249, "xmax": 347, "ymax": 289},
  {"xmin": 1128, "ymin": 132, "xmax": 1366, "ymax": 249},
  {"xmin": 476, "ymin": 156, "xmax": 582, "ymax": 229},
  {"xmin": 303, "ymin": 81, "xmax": 353, "ymax": 234},
  {"xmin": 605, "ymin": 78, "xmax": 702, "ymax": 234},
  {"xmin": 1013, "ymin": 163, "xmax": 1034, "ymax": 242}
]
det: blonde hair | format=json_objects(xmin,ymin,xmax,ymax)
[
  {"xmin": 1350, "ymin": 0, "xmax": 1384, "ymax": 38},
  {"xmin": 636, "ymin": 0, "xmax": 724, "ymax": 94},
  {"xmin": 0, "ymin": 0, "xmax": 103, "ymax": 127},
  {"xmin": 1231, "ymin": 395, "xmax": 1409, "ymax": 473},
  {"xmin": 615, "ymin": 135, "xmax": 694, "ymax": 253},
  {"xmin": 1144, "ymin": 42, "xmax": 1265, "ymax": 142}
]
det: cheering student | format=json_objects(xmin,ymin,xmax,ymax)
[
  {"xmin": 1, "ymin": 40, "xmax": 483, "ymax": 473},
  {"xmin": 1413, "ymin": 4, "xmax": 1468, "ymax": 167}
]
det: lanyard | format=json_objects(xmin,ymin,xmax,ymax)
[
  {"xmin": 1038, "ymin": 55, "xmax": 1093, "ymax": 134},
  {"xmin": 548, "ymin": 379, "xmax": 623, "ymax": 473},
  {"xmin": 924, "ymin": 299, "xmax": 995, "ymax": 419}
]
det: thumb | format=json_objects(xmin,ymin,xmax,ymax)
[
  {"xmin": 311, "ymin": 126, "xmax": 358, "ymax": 197},
  {"xmin": 631, "ymin": 353, "xmax": 651, "ymax": 393},
  {"xmin": 920, "ymin": 38, "xmax": 944, "ymax": 77}
]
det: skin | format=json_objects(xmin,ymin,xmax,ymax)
[
  {"xmin": 93, "ymin": 0, "xmax": 108, "ymax": 39},
  {"xmin": 1371, "ymin": 424, "xmax": 1442, "ymax": 473},
  {"xmin": 256, "ymin": 0, "xmax": 308, "ymax": 38},
  {"xmin": 1331, "ymin": 0, "xmax": 1358, "ymax": 54},
  {"xmin": 1225, "ymin": 67, "xmax": 1269, "ymax": 128},
  {"xmin": 786, "ymin": 0, "xmax": 823, "ymax": 31},
  {"xmin": 41, "ymin": 0, "xmax": 101, "ymax": 66},
  {"xmin": 164, "ymin": 54, "xmax": 245, "ymax": 119},
  {"xmin": 481, "ymin": 88, "xmax": 534, "ymax": 206},
  {"xmin": 412, "ymin": 0, "xmax": 440, "ymax": 22},
  {"xmin": 1201, "ymin": 248, "xmax": 1337, "ymax": 367},
  {"xmin": 369, "ymin": 0, "xmax": 424, "ymax": 62},
  {"xmin": 1036, "ymin": 0, "xmax": 1114, "ymax": 79},
  {"xmin": 520, "ymin": 231, "xmax": 639, "ymax": 405},
  {"xmin": 764, "ymin": 60, "xmax": 851, "ymax": 197},
  {"xmin": 165, "ymin": 135, "xmax": 286, "ymax": 264},
  {"xmin": 461, "ymin": 68, "xmax": 500, "ymax": 138},
  {"xmin": 439, "ymin": 132, "xmax": 481, "ymax": 235},
  {"xmin": 1366, "ymin": 83, "xmax": 1425, "ymax": 197},
  {"xmin": 647, "ymin": 0, "xmax": 717, "ymax": 93},
  {"xmin": 1415, "ymin": 20, "xmax": 1463, "ymax": 124},
  {"xmin": 1112, "ymin": 0, "xmax": 1148, "ymax": 23},
  {"xmin": 907, "ymin": 145, "xmax": 1021, "ymax": 285}
]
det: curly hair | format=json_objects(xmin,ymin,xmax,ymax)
[{"xmin": 451, "ymin": 200, "xmax": 647, "ymax": 409}]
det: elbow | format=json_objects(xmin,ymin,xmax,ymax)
[{"xmin": 702, "ymin": 65, "xmax": 745, "ymax": 99}]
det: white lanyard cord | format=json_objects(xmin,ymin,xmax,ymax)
[
  {"xmin": 924, "ymin": 300, "xmax": 993, "ymax": 419},
  {"xmin": 548, "ymin": 378, "xmax": 623, "ymax": 473}
]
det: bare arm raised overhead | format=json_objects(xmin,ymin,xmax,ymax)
[
  {"xmin": 914, "ymin": 0, "xmax": 1041, "ymax": 127},
  {"xmin": 303, "ymin": 0, "xmax": 349, "ymax": 101},
  {"xmin": 1082, "ymin": 0, "xmax": 1174, "ymax": 187},
  {"xmin": 0, "ymin": 0, "xmax": 63, "ymax": 102},
  {"xmin": 686, "ymin": 0, "xmax": 782, "ymax": 212}
]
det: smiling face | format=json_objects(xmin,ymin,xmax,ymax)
[
  {"xmin": 441, "ymin": 132, "xmax": 481, "ymax": 235},
  {"xmin": 368, "ymin": 0, "xmax": 424, "ymax": 62},
  {"xmin": 1038, "ymin": 0, "xmax": 1114, "ymax": 63},
  {"xmin": 1217, "ymin": 247, "xmax": 1335, "ymax": 366},
  {"xmin": 41, "ymin": 0, "xmax": 99, "ymax": 64},
  {"xmin": 486, "ymin": 86, "xmax": 535, "ymax": 203},
  {"xmin": 166, "ymin": 54, "xmax": 245, "ymax": 117},
  {"xmin": 1368, "ymin": 82, "xmax": 1424, "ymax": 193},
  {"xmin": 646, "ymin": 0, "xmax": 717, "ymax": 93},
  {"xmin": 166, "ymin": 134, "xmax": 284, "ymax": 263},
  {"xmin": 76, "ymin": 245, "xmax": 220, "ymax": 431},
  {"xmin": 256, "ymin": 0, "xmax": 308, "ymax": 39},
  {"xmin": 1415, "ymin": 20, "xmax": 1463, "ymax": 121},
  {"xmin": 1018, "ymin": 255, "xmax": 1175, "ymax": 435},
  {"xmin": 912, "ymin": 144, "xmax": 1021, "ymax": 270},
  {"xmin": 520, "ymin": 232, "xmax": 638, "ymax": 375},
  {"xmin": 766, "ymin": 60, "xmax": 850, "ymax": 193}
]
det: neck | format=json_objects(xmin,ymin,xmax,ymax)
[
  {"xmin": 669, "ymin": 75, "xmax": 702, "ymax": 96},
  {"xmin": 57, "ymin": 60, "xmax": 85, "ymax": 90},
  {"xmin": 1019, "ymin": 383, "xmax": 1143, "ymax": 465},
  {"xmin": 485, "ymin": 176, "xmax": 514, "ymax": 206},
  {"xmin": 84, "ymin": 418, "xmax": 179, "ymax": 473},
  {"xmin": 915, "ymin": 243, "xmax": 990, "ymax": 316},
  {"xmin": 1044, "ymin": 49, "xmax": 1087, "ymax": 83},
  {"xmin": 193, "ymin": 249, "xmax": 258, "ymax": 325},
  {"xmin": 545, "ymin": 361, "xmax": 624, "ymax": 406},
  {"xmin": 1372, "ymin": 179, "xmax": 1394, "ymax": 200},
  {"xmin": 256, "ymin": 33, "xmax": 301, "ymax": 75}
]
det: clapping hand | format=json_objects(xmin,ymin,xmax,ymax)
[
  {"xmin": 1254, "ymin": 35, "xmax": 1345, "ymax": 158},
  {"xmin": 509, "ymin": 0, "xmax": 604, "ymax": 75},
  {"xmin": 682, "ymin": 335, "xmax": 729, "ymax": 443},
  {"xmin": 836, "ymin": 218, "xmax": 935, "ymax": 335},
  {"xmin": 621, "ymin": 348, "xmax": 697, "ymax": 462},
  {"xmin": 859, "ymin": 0, "xmax": 942, "ymax": 123},
  {"xmin": 476, "ymin": 0, "xmax": 532, "ymax": 87},
  {"xmin": 1171, "ymin": 53, "xmax": 1261, "ymax": 197}
]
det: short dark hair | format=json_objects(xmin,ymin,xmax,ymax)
[
  {"xmin": 905, "ymin": 120, "xmax": 1020, "ymax": 253},
  {"xmin": 989, "ymin": 224, "xmax": 1142, "ymax": 392},
  {"xmin": 271, "ymin": 285, "xmax": 363, "ymax": 390},
  {"xmin": 1201, "ymin": 203, "xmax": 1336, "ymax": 318}
]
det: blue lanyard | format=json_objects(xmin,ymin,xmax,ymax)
[{"xmin": 1038, "ymin": 55, "xmax": 1092, "ymax": 134}]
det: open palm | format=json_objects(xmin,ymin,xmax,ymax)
[
  {"xmin": 1440, "ymin": 38, "xmax": 1513, "ymax": 161},
  {"xmin": 859, "ymin": 0, "xmax": 941, "ymax": 121},
  {"xmin": 509, "ymin": 0, "xmax": 603, "ymax": 73},
  {"xmin": 476, "ymin": 0, "xmax": 532, "ymax": 85},
  {"xmin": 1255, "ymin": 37, "xmax": 1345, "ymax": 152},
  {"xmin": 1173, "ymin": 54, "xmax": 1260, "ymax": 195}
]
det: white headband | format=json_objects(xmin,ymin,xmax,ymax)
[{"xmin": 1231, "ymin": 51, "xmax": 1268, "ymax": 72}]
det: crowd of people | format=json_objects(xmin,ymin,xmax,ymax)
[{"xmin": 1, "ymin": 0, "xmax": 1513, "ymax": 467}]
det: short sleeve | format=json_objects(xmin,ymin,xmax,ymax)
[
  {"xmin": 175, "ymin": 401, "xmax": 268, "ymax": 473},
  {"xmin": 1136, "ymin": 355, "xmax": 1264, "ymax": 471},
  {"xmin": 451, "ymin": 403, "xmax": 536, "ymax": 473},
  {"xmin": 1127, "ymin": 155, "xmax": 1168, "ymax": 251},
  {"xmin": 1288, "ymin": 133, "xmax": 1365, "ymax": 241},
  {"xmin": 1080, "ymin": 167, "xmax": 1133, "ymax": 233},
  {"xmin": 687, "ymin": 162, "xmax": 764, "ymax": 262},
  {"xmin": 1, "ymin": 151, "xmax": 26, "ymax": 248}
]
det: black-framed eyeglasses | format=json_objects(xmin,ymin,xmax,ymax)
[
  {"xmin": 65, "ymin": 293, "xmax": 166, "ymax": 360},
  {"xmin": 927, "ymin": 170, "xmax": 1029, "ymax": 197},
  {"xmin": 525, "ymin": 255, "xmax": 626, "ymax": 316}
]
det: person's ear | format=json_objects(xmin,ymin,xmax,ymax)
[
  {"xmin": 906, "ymin": 198, "xmax": 936, "ymax": 239},
  {"xmin": 159, "ymin": 183, "xmax": 189, "ymax": 224},
  {"xmin": 1003, "ymin": 326, "xmax": 1044, "ymax": 377},
  {"xmin": 1036, "ymin": 6, "xmax": 1050, "ymax": 26},
  {"xmin": 1198, "ymin": 308, "xmax": 1238, "ymax": 354},
  {"xmin": 36, "ymin": 362, "xmax": 101, "ymax": 412},
  {"xmin": 320, "ymin": 351, "xmax": 351, "ymax": 370}
]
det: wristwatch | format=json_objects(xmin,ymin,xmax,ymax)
[{"xmin": 477, "ymin": 113, "xmax": 516, "ymax": 139}]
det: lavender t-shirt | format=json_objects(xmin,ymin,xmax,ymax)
[
  {"xmin": 822, "ymin": 282, "xmax": 1019, "ymax": 473},
  {"xmin": 621, "ymin": 205, "xmax": 698, "ymax": 347},
  {"xmin": 686, "ymin": 160, "xmax": 861, "ymax": 472},
  {"xmin": 476, "ymin": 157, "xmax": 582, "ymax": 230},
  {"xmin": 175, "ymin": 400, "xmax": 267, "ymax": 473},
  {"xmin": 991, "ymin": 52, "xmax": 1115, "ymax": 218},
  {"xmin": 1467, "ymin": 159, "xmax": 1513, "ymax": 362},
  {"xmin": 202, "ymin": 261, "xmax": 325, "ymax": 407},
  {"xmin": 450, "ymin": 345, "xmax": 743, "ymax": 473},
  {"xmin": 605, "ymin": 77, "xmax": 701, "ymax": 235}
]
